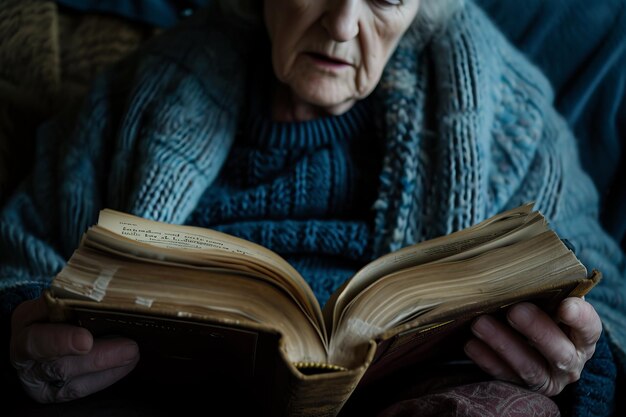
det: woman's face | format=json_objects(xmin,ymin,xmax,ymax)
[{"xmin": 264, "ymin": 0, "xmax": 421, "ymax": 115}]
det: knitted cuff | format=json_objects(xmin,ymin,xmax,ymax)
[{"xmin": 567, "ymin": 331, "xmax": 617, "ymax": 417}]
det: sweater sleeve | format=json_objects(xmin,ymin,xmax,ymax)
[
  {"xmin": 0, "ymin": 63, "xmax": 123, "ymax": 382},
  {"xmin": 476, "ymin": 0, "xmax": 626, "ymax": 250},
  {"xmin": 0, "ymin": 72, "xmax": 115, "ymax": 316},
  {"xmin": 556, "ymin": 204, "xmax": 626, "ymax": 374},
  {"xmin": 0, "ymin": 57, "xmax": 234, "ymax": 310},
  {"xmin": 0, "ymin": 13, "xmax": 249, "ymax": 366},
  {"xmin": 474, "ymin": 0, "xmax": 626, "ymax": 372},
  {"xmin": 542, "ymin": 113, "xmax": 626, "ymax": 374}
]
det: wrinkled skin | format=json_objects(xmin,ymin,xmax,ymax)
[
  {"xmin": 264, "ymin": 0, "xmax": 421, "ymax": 120},
  {"xmin": 10, "ymin": 297, "xmax": 139, "ymax": 403},
  {"xmin": 465, "ymin": 297, "xmax": 602, "ymax": 396}
]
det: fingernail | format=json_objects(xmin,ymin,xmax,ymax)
[
  {"xmin": 508, "ymin": 304, "xmax": 533, "ymax": 328},
  {"xmin": 464, "ymin": 339, "xmax": 479, "ymax": 357},
  {"xmin": 72, "ymin": 330, "xmax": 92, "ymax": 353},
  {"xmin": 120, "ymin": 343, "xmax": 139, "ymax": 363},
  {"xmin": 472, "ymin": 316, "xmax": 495, "ymax": 338}
]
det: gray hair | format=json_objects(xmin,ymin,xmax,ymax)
[{"xmin": 218, "ymin": 0, "xmax": 466, "ymax": 42}]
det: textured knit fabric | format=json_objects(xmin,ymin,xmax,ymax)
[
  {"xmin": 55, "ymin": 0, "xmax": 211, "ymax": 28},
  {"xmin": 0, "ymin": 0, "xmax": 155, "ymax": 203},
  {"xmin": 476, "ymin": 0, "xmax": 626, "ymax": 252},
  {"xmin": 0, "ymin": 1, "xmax": 624, "ymax": 415},
  {"xmin": 567, "ymin": 333, "xmax": 617, "ymax": 417},
  {"xmin": 187, "ymin": 64, "xmax": 381, "ymax": 305},
  {"xmin": 187, "ymin": 85, "xmax": 379, "ymax": 305}
]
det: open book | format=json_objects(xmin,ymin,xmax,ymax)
[{"xmin": 45, "ymin": 203, "xmax": 600, "ymax": 416}]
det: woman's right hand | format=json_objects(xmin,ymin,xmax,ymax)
[{"xmin": 10, "ymin": 296, "xmax": 139, "ymax": 403}]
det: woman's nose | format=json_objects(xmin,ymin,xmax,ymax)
[{"xmin": 321, "ymin": 0, "xmax": 360, "ymax": 42}]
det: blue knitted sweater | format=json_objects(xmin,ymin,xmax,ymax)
[
  {"xmin": 1, "ymin": 2, "xmax": 624, "ymax": 414},
  {"xmin": 186, "ymin": 76, "xmax": 380, "ymax": 305}
]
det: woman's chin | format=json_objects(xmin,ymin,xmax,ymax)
[
  {"xmin": 291, "ymin": 88, "xmax": 357, "ymax": 115},
  {"xmin": 321, "ymin": 100, "xmax": 357, "ymax": 116}
]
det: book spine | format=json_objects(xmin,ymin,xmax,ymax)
[{"xmin": 272, "ymin": 341, "xmax": 376, "ymax": 417}]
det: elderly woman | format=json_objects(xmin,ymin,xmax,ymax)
[{"xmin": 1, "ymin": 0, "xmax": 624, "ymax": 415}]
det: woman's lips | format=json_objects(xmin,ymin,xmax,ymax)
[{"xmin": 305, "ymin": 52, "xmax": 352, "ymax": 69}]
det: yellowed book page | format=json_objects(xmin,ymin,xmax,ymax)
[
  {"xmin": 97, "ymin": 209, "xmax": 301, "ymax": 277},
  {"xmin": 83, "ymin": 226, "xmax": 326, "ymax": 337},
  {"xmin": 83, "ymin": 230, "xmax": 334, "ymax": 346},
  {"xmin": 358, "ymin": 239, "xmax": 576, "ymax": 330},
  {"xmin": 326, "ymin": 203, "xmax": 536, "ymax": 330},
  {"xmin": 95, "ymin": 209, "xmax": 325, "ymax": 333},
  {"xmin": 86, "ymin": 229, "xmax": 291, "ymax": 290},
  {"xmin": 53, "ymin": 247, "xmax": 328, "ymax": 364},
  {"xmin": 328, "ymin": 230, "xmax": 585, "ymax": 367}
]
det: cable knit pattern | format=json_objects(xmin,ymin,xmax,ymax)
[
  {"xmin": 187, "ymin": 98, "xmax": 378, "ymax": 303},
  {"xmin": 0, "ymin": 2, "xmax": 624, "ymax": 414}
]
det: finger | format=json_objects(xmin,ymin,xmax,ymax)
[
  {"xmin": 21, "ymin": 355, "xmax": 139, "ymax": 404},
  {"xmin": 54, "ymin": 358, "xmax": 139, "ymax": 403},
  {"xmin": 11, "ymin": 323, "xmax": 93, "ymax": 362},
  {"xmin": 471, "ymin": 315, "xmax": 550, "ymax": 392},
  {"xmin": 464, "ymin": 337, "xmax": 521, "ymax": 384},
  {"xmin": 11, "ymin": 297, "xmax": 49, "ymax": 334},
  {"xmin": 558, "ymin": 298, "xmax": 602, "ymax": 357},
  {"xmin": 507, "ymin": 303, "xmax": 580, "ymax": 377},
  {"xmin": 33, "ymin": 338, "xmax": 139, "ymax": 384}
]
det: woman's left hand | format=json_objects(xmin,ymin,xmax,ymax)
[{"xmin": 464, "ymin": 297, "xmax": 602, "ymax": 396}]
